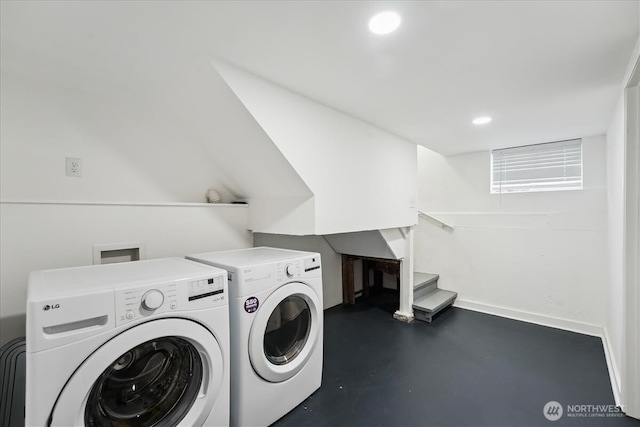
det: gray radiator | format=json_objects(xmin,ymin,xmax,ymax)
[{"xmin": 0, "ymin": 337, "xmax": 26, "ymax": 427}]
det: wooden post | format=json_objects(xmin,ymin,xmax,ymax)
[{"xmin": 342, "ymin": 255, "xmax": 355, "ymax": 304}]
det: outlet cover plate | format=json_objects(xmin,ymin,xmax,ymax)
[{"xmin": 66, "ymin": 157, "xmax": 82, "ymax": 177}]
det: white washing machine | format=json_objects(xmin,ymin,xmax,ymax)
[
  {"xmin": 25, "ymin": 258, "xmax": 230, "ymax": 427},
  {"xmin": 186, "ymin": 247, "xmax": 323, "ymax": 427}
]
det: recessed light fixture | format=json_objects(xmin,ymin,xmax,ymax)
[
  {"xmin": 472, "ymin": 116, "xmax": 492, "ymax": 125},
  {"xmin": 368, "ymin": 11, "xmax": 401, "ymax": 35}
]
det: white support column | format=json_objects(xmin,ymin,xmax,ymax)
[{"xmin": 394, "ymin": 226, "xmax": 414, "ymax": 322}]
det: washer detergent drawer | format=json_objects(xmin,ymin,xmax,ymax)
[{"xmin": 28, "ymin": 288, "xmax": 115, "ymax": 353}]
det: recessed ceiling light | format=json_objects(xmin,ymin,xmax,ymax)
[
  {"xmin": 472, "ymin": 116, "xmax": 492, "ymax": 125},
  {"xmin": 368, "ymin": 11, "xmax": 401, "ymax": 35}
]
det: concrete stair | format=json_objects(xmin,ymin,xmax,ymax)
[{"xmin": 413, "ymin": 272, "xmax": 457, "ymax": 322}]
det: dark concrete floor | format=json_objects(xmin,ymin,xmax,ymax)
[{"xmin": 272, "ymin": 293, "xmax": 640, "ymax": 427}]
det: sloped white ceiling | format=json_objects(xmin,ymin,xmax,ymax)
[{"xmin": 1, "ymin": 1, "xmax": 637, "ymax": 156}]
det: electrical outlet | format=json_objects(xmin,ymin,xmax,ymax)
[{"xmin": 66, "ymin": 157, "xmax": 82, "ymax": 177}]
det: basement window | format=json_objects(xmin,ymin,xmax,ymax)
[{"xmin": 491, "ymin": 139, "xmax": 583, "ymax": 194}]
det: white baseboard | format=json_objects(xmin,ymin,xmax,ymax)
[
  {"xmin": 601, "ymin": 328, "xmax": 623, "ymax": 408},
  {"xmin": 453, "ymin": 299, "xmax": 603, "ymax": 337}
]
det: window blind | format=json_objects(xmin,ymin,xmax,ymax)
[{"xmin": 491, "ymin": 139, "xmax": 582, "ymax": 194}]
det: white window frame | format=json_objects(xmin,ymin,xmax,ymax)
[{"xmin": 491, "ymin": 139, "xmax": 583, "ymax": 194}]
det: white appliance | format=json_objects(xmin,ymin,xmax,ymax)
[
  {"xmin": 26, "ymin": 258, "xmax": 230, "ymax": 427},
  {"xmin": 186, "ymin": 247, "xmax": 323, "ymax": 427}
]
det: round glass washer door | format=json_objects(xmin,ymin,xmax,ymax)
[
  {"xmin": 248, "ymin": 282, "xmax": 321, "ymax": 383},
  {"xmin": 50, "ymin": 318, "xmax": 223, "ymax": 427},
  {"xmin": 84, "ymin": 336, "xmax": 201, "ymax": 426}
]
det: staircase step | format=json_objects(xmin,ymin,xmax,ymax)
[
  {"xmin": 413, "ymin": 272, "xmax": 439, "ymax": 298},
  {"xmin": 413, "ymin": 272, "xmax": 439, "ymax": 289},
  {"xmin": 412, "ymin": 288, "xmax": 457, "ymax": 323}
]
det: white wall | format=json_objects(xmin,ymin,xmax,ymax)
[
  {"xmin": 248, "ymin": 197, "xmax": 315, "ymax": 235},
  {"xmin": 324, "ymin": 228, "xmax": 409, "ymax": 260},
  {"xmin": 0, "ymin": 56, "xmax": 315, "ymax": 224},
  {"xmin": 252, "ymin": 233, "xmax": 343, "ymax": 309},
  {"xmin": 325, "ymin": 230, "xmax": 398, "ymax": 260},
  {"xmin": 0, "ymin": 69, "xmax": 256, "ymax": 345},
  {"xmin": 0, "ymin": 70, "xmax": 233, "ymax": 204},
  {"xmin": 215, "ymin": 62, "xmax": 418, "ymax": 235},
  {"xmin": 605, "ymin": 35, "xmax": 640, "ymax": 405},
  {"xmin": 0, "ymin": 203, "xmax": 252, "ymax": 346},
  {"xmin": 415, "ymin": 135, "xmax": 609, "ymax": 334}
]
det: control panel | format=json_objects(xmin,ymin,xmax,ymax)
[
  {"xmin": 304, "ymin": 255, "xmax": 321, "ymax": 273},
  {"xmin": 188, "ymin": 276, "xmax": 224, "ymax": 301},
  {"xmin": 115, "ymin": 282, "xmax": 178, "ymax": 326},
  {"xmin": 276, "ymin": 255, "xmax": 322, "ymax": 282},
  {"xmin": 114, "ymin": 272, "xmax": 226, "ymax": 326},
  {"xmin": 231, "ymin": 254, "xmax": 321, "ymax": 287}
]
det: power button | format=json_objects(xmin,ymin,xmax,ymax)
[{"xmin": 126, "ymin": 311, "xmax": 135, "ymax": 320}]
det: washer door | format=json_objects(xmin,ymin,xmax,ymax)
[
  {"xmin": 50, "ymin": 318, "xmax": 223, "ymax": 427},
  {"xmin": 248, "ymin": 282, "xmax": 321, "ymax": 383}
]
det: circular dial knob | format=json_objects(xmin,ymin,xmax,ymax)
[
  {"xmin": 285, "ymin": 264, "xmax": 298, "ymax": 277},
  {"xmin": 141, "ymin": 289, "xmax": 164, "ymax": 311}
]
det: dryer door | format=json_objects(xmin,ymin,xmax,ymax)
[
  {"xmin": 50, "ymin": 318, "xmax": 224, "ymax": 427},
  {"xmin": 248, "ymin": 281, "xmax": 321, "ymax": 383}
]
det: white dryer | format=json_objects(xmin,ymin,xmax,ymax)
[
  {"xmin": 186, "ymin": 247, "xmax": 323, "ymax": 427},
  {"xmin": 26, "ymin": 258, "xmax": 230, "ymax": 427}
]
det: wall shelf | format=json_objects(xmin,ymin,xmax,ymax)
[{"xmin": 0, "ymin": 200, "xmax": 249, "ymax": 208}]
